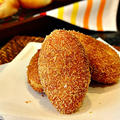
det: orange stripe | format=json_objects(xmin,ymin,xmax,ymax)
[
  {"xmin": 83, "ymin": 0, "xmax": 93, "ymax": 29},
  {"xmin": 97, "ymin": 0, "xmax": 106, "ymax": 31}
]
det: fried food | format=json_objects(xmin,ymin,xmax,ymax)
[
  {"xmin": 38, "ymin": 30, "xmax": 91, "ymax": 114},
  {"xmin": 69, "ymin": 30, "xmax": 120, "ymax": 84},
  {"xmin": 0, "ymin": 0, "xmax": 19, "ymax": 18},
  {"xmin": 27, "ymin": 49, "xmax": 43, "ymax": 93},
  {"xmin": 19, "ymin": 0, "xmax": 52, "ymax": 9}
]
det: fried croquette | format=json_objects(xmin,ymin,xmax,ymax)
[
  {"xmin": 38, "ymin": 30, "xmax": 91, "ymax": 114},
  {"xmin": 27, "ymin": 49, "xmax": 43, "ymax": 92},
  {"xmin": 69, "ymin": 30, "xmax": 120, "ymax": 84}
]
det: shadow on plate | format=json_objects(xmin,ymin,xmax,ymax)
[
  {"xmin": 88, "ymin": 80, "xmax": 120, "ymax": 94},
  {"xmin": 26, "ymin": 82, "xmax": 91, "ymax": 115}
]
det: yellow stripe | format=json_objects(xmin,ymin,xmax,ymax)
[
  {"xmin": 0, "ymin": 0, "xmax": 4, "ymax": 4},
  {"xmin": 58, "ymin": 7, "xmax": 64, "ymax": 20},
  {"xmin": 71, "ymin": 2, "xmax": 79, "ymax": 25},
  {"xmin": 83, "ymin": 0, "xmax": 93, "ymax": 29},
  {"xmin": 97, "ymin": 0, "xmax": 106, "ymax": 31}
]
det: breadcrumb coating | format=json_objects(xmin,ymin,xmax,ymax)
[
  {"xmin": 27, "ymin": 50, "xmax": 43, "ymax": 93},
  {"xmin": 38, "ymin": 30, "xmax": 91, "ymax": 114},
  {"xmin": 69, "ymin": 30, "xmax": 120, "ymax": 84}
]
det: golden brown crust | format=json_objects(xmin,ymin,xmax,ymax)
[
  {"xmin": 69, "ymin": 30, "xmax": 120, "ymax": 84},
  {"xmin": 27, "ymin": 50, "xmax": 43, "ymax": 93},
  {"xmin": 38, "ymin": 30, "xmax": 91, "ymax": 114},
  {"xmin": 0, "ymin": 0, "xmax": 20, "ymax": 18},
  {"xmin": 19, "ymin": 0, "xmax": 52, "ymax": 9}
]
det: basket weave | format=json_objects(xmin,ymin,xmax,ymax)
[
  {"xmin": 0, "ymin": 36, "xmax": 119, "ymax": 65},
  {"xmin": 0, "ymin": 36, "xmax": 44, "ymax": 65}
]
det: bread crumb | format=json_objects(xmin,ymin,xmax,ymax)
[
  {"xmin": 41, "ymin": 93, "xmax": 45, "ymax": 97},
  {"xmin": 25, "ymin": 100, "xmax": 32, "ymax": 104},
  {"xmin": 64, "ymin": 84, "xmax": 67, "ymax": 88},
  {"xmin": 89, "ymin": 111, "xmax": 93, "ymax": 114}
]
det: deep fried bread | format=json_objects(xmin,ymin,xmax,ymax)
[
  {"xmin": 38, "ymin": 30, "xmax": 91, "ymax": 114},
  {"xmin": 0, "ymin": 0, "xmax": 19, "ymax": 18},
  {"xmin": 69, "ymin": 30, "xmax": 120, "ymax": 84},
  {"xmin": 19, "ymin": 0, "xmax": 52, "ymax": 9},
  {"xmin": 27, "ymin": 50, "xmax": 43, "ymax": 92}
]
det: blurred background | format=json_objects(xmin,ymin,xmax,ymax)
[{"xmin": 0, "ymin": 0, "xmax": 120, "ymax": 64}]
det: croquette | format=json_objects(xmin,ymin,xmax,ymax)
[
  {"xmin": 69, "ymin": 30, "xmax": 120, "ymax": 84},
  {"xmin": 27, "ymin": 49, "xmax": 43, "ymax": 92},
  {"xmin": 38, "ymin": 30, "xmax": 91, "ymax": 114}
]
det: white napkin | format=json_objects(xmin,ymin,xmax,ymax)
[
  {"xmin": 0, "ymin": 63, "xmax": 9, "ymax": 72},
  {"xmin": 35, "ymin": 0, "xmax": 119, "ymax": 31}
]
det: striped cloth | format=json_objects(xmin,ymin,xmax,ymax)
[{"xmin": 37, "ymin": 0, "xmax": 119, "ymax": 31}]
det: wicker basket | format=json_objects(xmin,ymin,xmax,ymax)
[
  {"xmin": 0, "ymin": 35, "xmax": 119, "ymax": 65},
  {"xmin": 0, "ymin": 36, "xmax": 44, "ymax": 65}
]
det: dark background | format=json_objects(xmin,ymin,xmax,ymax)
[{"xmin": 0, "ymin": 0, "xmax": 120, "ymax": 48}]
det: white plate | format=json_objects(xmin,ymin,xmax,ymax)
[{"xmin": 0, "ymin": 40, "xmax": 120, "ymax": 120}]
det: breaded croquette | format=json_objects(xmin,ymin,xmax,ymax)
[
  {"xmin": 38, "ymin": 30, "xmax": 91, "ymax": 114},
  {"xmin": 69, "ymin": 30, "xmax": 120, "ymax": 84},
  {"xmin": 27, "ymin": 49, "xmax": 43, "ymax": 92}
]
